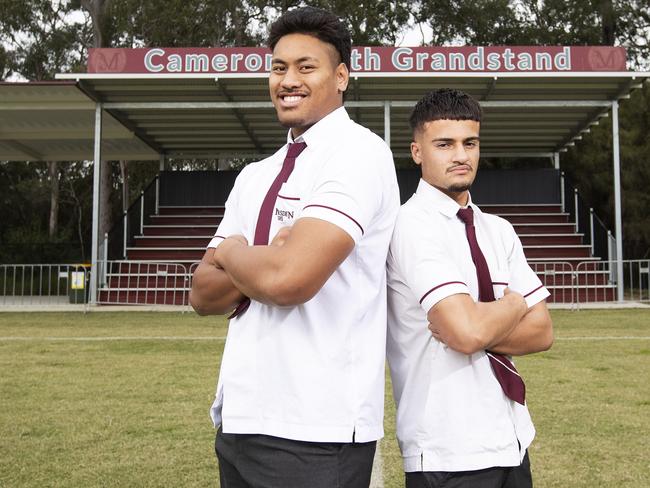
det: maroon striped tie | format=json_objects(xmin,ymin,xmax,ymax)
[
  {"xmin": 228, "ymin": 142, "xmax": 307, "ymax": 319},
  {"xmin": 457, "ymin": 207, "xmax": 526, "ymax": 405}
]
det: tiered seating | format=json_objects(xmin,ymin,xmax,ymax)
[
  {"xmin": 481, "ymin": 204, "xmax": 615, "ymax": 303},
  {"xmin": 99, "ymin": 203, "xmax": 615, "ymax": 305},
  {"xmin": 98, "ymin": 206, "xmax": 221, "ymax": 305}
]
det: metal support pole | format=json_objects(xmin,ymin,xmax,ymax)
[
  {"xmin": 553, "ymin": 152, "xmax": 560, "ymax": 170},
  {"xmin": 612, "ymin": 101, "xmax": 624, "ymax": 301},
  {"xmin": 90, "ymin": 103, "xmax": 103, "ymax": 305},
  {"xmin": 155, "ymin": 176, "xmax": 160, "ymax": 215},
  {"xmin": 123, "ymin": 211, "xmax": 128, "ymax": 259},
  {"xmin": 560, "ymin": 171, "xmax": 566, "ymax": 213},
  {"xmin": 589, "ymin": 208, "xmax": 595, "ymax": 256},
  {"xmin": 383, "ymin": 101, "xmax": 391, "ymax": 148},
  {"xmin": 139, "ymin": 190, "xmax": 144, "ymax": 235},
  {"xmin": 102, "ymin": 232, "xmax": 108, "ymax": 287},
  {"xmin": 159, "ymin": 154, "xmax": 165, "ymax": 171},
  {"xmin": 574, "ymin": 189, "xmax": 579, "ymax": 233}
]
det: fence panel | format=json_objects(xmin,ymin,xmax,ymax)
[
  {"xmin": 98, "ymin": 261, "xmax": 189, "ymax": 306},
  {"xmin": 529, "ymin": 261, "xmax": 575, "ymax": 306},
  {"xmin": 0, "ymin": 264, "xmax": 91, "ymax": 306}
]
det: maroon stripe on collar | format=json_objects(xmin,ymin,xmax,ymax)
[
  {"xmin": 214, "ymin": 235, "xmax": 227, "ymax": 240},
  {"xmin": 303, "ymin": 204, "xmax": 364, "ymax": 234},
  {"xmin": 419, "ymin": 281, "xmax": 466, "ymax": 304},
  {"xmin": 278, "ymin": 194, "xmax": 300, "ymax": 201},
  {"xmin": 492, "ymin": 282, "xmax": 508, "ymax": 286},
  {"xmin": 524, "ymin": 284, "xmax": 544, "ymax": 298}
]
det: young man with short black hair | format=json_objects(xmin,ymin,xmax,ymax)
[
  {"xmin": 190, "ymin": 7, "xmax": 399, "ymax": 488},
  {"xmin": 387, "ymin": 88, "xmax": 553, "ymax": 488}
]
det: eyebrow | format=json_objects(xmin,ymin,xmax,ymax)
[
  {"xmin": 431, "ymin": 137, "xmax": 480, "ymax": 142},
  {"xmin": 271, "ymin": 56, "xmax": 320, "ymax": 64}
]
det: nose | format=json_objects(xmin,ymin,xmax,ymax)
[
  {"xmin": 452, "ymin": 144, "xmax": 470, "ymax": 164},
  {"xmin": 281, "ymin": 66, "xmax": 302, "ymax": 90}
]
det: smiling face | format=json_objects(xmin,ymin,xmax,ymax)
[
  {"xmin": 411, "ymin": 119, "xmax": 481, "ymax": 205},
  {"xmin": 269, "ymin": 33, "xmax": 349, "ymax": 138}
]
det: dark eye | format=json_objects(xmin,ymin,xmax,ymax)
[{"xmin": 272, "ymin": 65, "xmax": 286, "ymax": 73}]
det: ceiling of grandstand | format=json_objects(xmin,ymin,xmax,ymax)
[{"xmin": 1, "ymin": 72, "xmax": 648, "ymax": 161}]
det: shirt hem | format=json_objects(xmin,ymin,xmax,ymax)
[{"xmin": 219, "ymin": 418, "xmax": 383, "ymax": 443}]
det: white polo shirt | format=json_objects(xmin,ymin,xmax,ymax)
[
  {"xmin": 207, "ymin": 107, "xmax": 400, "ymax": 443},
  {"xmin": 387, "ymin": 179, "xmax": 549, "ymax": 472}
]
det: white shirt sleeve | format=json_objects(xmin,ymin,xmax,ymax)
[
  {"xmin": 505, "ymin": 223, "xmax": 550, "ymax": 307},
  {"xmin": 299, "ymin": 140, "xmax": 390, "ymax": 243},
  {"xmin": 392, "ymin": 210, "xmax": 471, "ymax": 314},
  {"xmin": 207, "ymin": 168, "xmax": 246, "ymax": 249}
]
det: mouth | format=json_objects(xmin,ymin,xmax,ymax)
[
  {"xmin": 277, "ymin": 92, "xmax": 307, "ymax": 108},
  {"xmin": 448, "ymin": 164, "xmax": 472, "ymax": 174}
]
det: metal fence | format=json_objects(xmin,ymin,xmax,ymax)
[
  {"xmin": 529, "ymin": 261, "xmax": 576, "ymax": 306},
  {"xmin": 2, "ymin": 260, "xmax": 649, "ymax": 310},
  {"xmin": 97, "ymin": 260, "xmax": 192, "ymax": 306},
  {"xmin": 0, "ymin": 264, "xmax": 91, "ymax": 307}
]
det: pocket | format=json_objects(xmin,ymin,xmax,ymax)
[{"xmin": 491, "ymin": 269, "xmax": 509, "ymax": 300}]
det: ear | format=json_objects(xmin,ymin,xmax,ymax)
[
  {"xmin": 336, "ymin": 63, "xmax": 349, "ymax": 94},
  {"xmin": 410, "ymin": 141, "xmax": 422, "ymax": 166}
]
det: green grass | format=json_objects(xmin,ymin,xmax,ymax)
[{"xmin": 0, "ymin": 310, "xmax": 649, "ymax": 487}]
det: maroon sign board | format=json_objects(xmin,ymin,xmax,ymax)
[{"xmin": 88, "ymin": 46, "xmax": 627, "ymax": 75}]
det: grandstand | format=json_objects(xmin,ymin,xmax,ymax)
[{"xmin": 1, "ymin": 45, "xmax": 648, "ymax": 306}]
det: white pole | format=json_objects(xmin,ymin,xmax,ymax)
[
  {"xmin": 574, "ymin": 189, "xmax": 579, "ymax": 233},
  {"xmin": 90, "ymin": 103, "xmax": 102, "ymax": 305},
  {"xmin": 383, "ymin": 101, "xmax": 391, "ymax": 147},
  {"xmin": 589, "ymin": 208, "xmax": 595, "ymax": 256},
  {"xmin": 553, "ymin": 152, "xmax": 560, "ymax": 170},
  {"xmin": 612, "ymin": 101, "xmax": 624, "ymax": 302},
  {"xmin": 560, "ymin": 171, "xmax": 566, "ymax": 213}
]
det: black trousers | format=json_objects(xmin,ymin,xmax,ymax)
[
  {"xmin": 215, "ymin": 427, "xmax": 377, "ymax": 488},
  {"xmin": 405, "ymin": 452, "xmax": 532, "ymax": 488}
]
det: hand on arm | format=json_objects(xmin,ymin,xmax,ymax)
[
  {"xmin": 427, "ymin": 288, "xmax": 528, "ymax": 355},
  {"xmin": 189, "ymin": 246, "xmax": 246, "ymax": 316},
  {"xmin": 213, "ymin": 217, "xmax": 354, "ymax": 307},
  {"xmin": 488, "ymin": 300, "xmax": 554, "ymax": 356}
]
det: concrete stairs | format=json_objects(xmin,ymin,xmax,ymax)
[{"xmin": 99, "ymin": 203, "xmax": 615, "ymax": 305}]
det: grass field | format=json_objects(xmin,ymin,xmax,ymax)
[{"xmin": 1, "ymin": 310, "xmax": 649, "ymax": 488}]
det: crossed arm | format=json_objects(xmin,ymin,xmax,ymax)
[
  {"xmin": 427, "ymin": 291, "xmax": 554, "ymax": 356},
  {"xmin": 189, "ymin": 217, "xmax": 354, "ymax": 315}
]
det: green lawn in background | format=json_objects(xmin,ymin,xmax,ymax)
[{"xmin": 0, "ymin": 310, "xmax": 649, "ymax": 487}]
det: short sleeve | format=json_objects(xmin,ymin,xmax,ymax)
[
  {"xmin": 300, "ymin": 139, "xmax": 390, "ymax": 243},
  {"xmin": 207, "ymin": 169, "xmax": 246, "ymax": 248},
  {"xmin": 505, "ymin": 224, "xmax": 551, "ymax": 307},
  {"xmin": 391, "ymin": 210, "xmax": 470, "ymax": 314}
]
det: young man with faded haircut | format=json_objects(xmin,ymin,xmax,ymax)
[
  {"xmin": 190, "ymin": 6, "xmax": 399, "ymax": 488},
  {"xmin": 387, "ymin": 88, "xmax": 554, "ymax": 488}
]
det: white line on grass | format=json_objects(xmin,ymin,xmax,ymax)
[
  {"xmin": 2, "ymin": 335, "xmax": 650, "ymax": 342},
  {"xmin": 0, "ymin": 336, "xmax": 228, "ymax": 341},
  {"xmin": 370, "ymin": 439, "xmax": 384, "ymax": 488},
  {"xmin": 556, "ymin": 336, "xmax": 650, "ymax": 341}
]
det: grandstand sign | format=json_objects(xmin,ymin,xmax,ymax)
[{"xmin": 88, "ymin": 46, "xmax": 626, "ymax": 75}]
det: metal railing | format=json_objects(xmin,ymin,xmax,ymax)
[
  {"xmin": 97, "ymin": 260, "xmax": 191, "ymax": 306},
  {"xmin": 107, "ymin": 175, "xmax": 160, "ymax": 260},
  {"xmin": 0, "ymin": 264, "xmax": 91, "ymax": 307},
  {"xmin": 561, "ymin": 172, "xmax": 613, "ymax": 262},
  {"xmin": 3, "ymin": 259, "xmax": 648, "ymax": 309},
  {"xmin": 575, "ymin": 259, "xmax": 650, "ymax": 306},
  {"xmin": 529, "ymin": 261, "xmax": 576, "ymax": 307}
]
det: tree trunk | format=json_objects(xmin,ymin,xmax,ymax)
[
  {"xmin": 48, "ymin": 161, "xmax": 59, "ymax": 239},
  {"xmin": 99, "ymin": 160, "xmax": 112, "ymax": 243},
  {"xmin": 600, "ymin": 0, "xmax": 616, "ymax": 45}
]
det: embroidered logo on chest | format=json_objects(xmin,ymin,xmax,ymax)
[{"xmin": 275, "ymin": 207, "xmax": 294, "ymax": 222}]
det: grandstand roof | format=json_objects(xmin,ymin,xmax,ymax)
[{"xmin": 1, "ymin": 71, "xmax": 648, "ymax": 161}]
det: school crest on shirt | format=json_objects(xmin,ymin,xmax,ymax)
[{"xmin": 274, "ymin": 207, "xmax": 294, "ymax": 222}]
